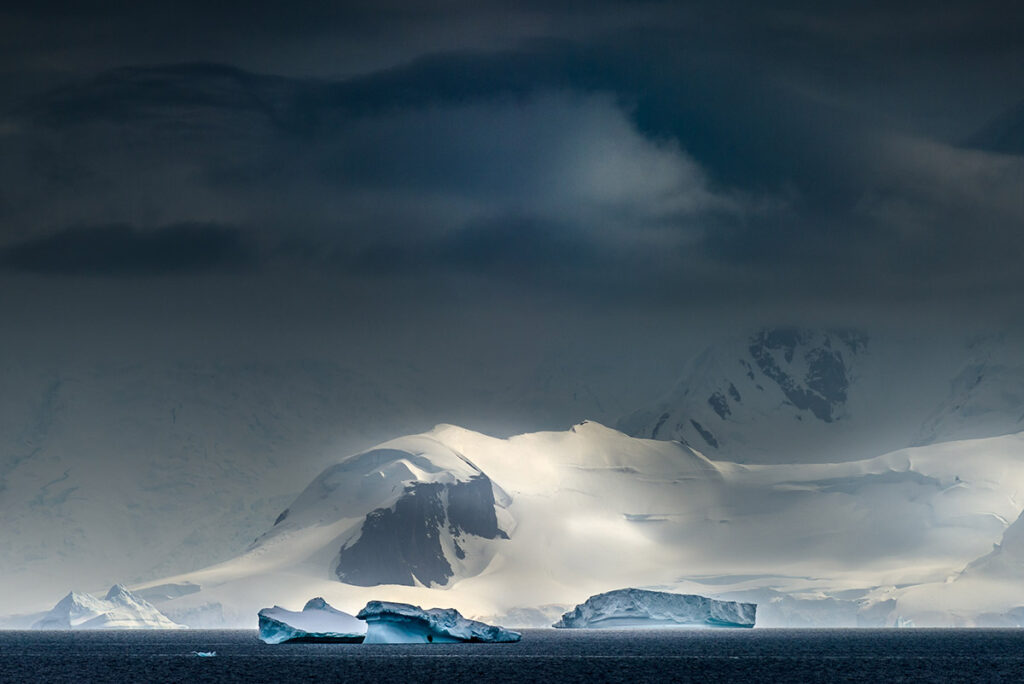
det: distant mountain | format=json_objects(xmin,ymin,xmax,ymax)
[
  {"xmin": 0, "ymin": 359, "xmax": 428, "ymax": 613},
  {"xmin": 125, "ymin": 422, "xmax": 1024, "ymax": 628},
  {"xmin": 32, "ymin": 584, "xmax": 183, "ymax": 629},
  {"xmin": 259, "ymin": 432, "xmax": 512, "ymax": 588},
  {"xmin": 6, "ymin": 326, "xmax": 1024, "ymax": 621},
  {"xmin": 621, "ymin": 328, "xmax": 908, "ymax": 462},
  {"xmin": 914, "ymin": 333, "xmax": 1024, "ymax": 446},
  {"xmin": 619, "ymin": 327, "xmax": 1024, "ymax": 463},
  {"xmin": 0, "ymin": 350, "xmax": 647, "ymax": 615},
  {"xmin": 620, "ymin": 327, "xmax": 868, "ymax": 450}
]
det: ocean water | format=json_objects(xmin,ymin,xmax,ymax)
[{"xmin": 3, "ymin": 628, "xmax": 1024, "ymax": 683}]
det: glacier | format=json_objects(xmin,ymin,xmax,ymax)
[
  {"xmin": 10, "ymin": 326, "xmax": 1024, "ymax": 622},
  {"xmin": 67, "ymin": 422, "xmax": 1024, "ymax": 629},
  {"xmin": 258, "ymin": 597, "xmax": 365, "ymax": 644},
  {"xmin": 32, "ymin": 584, "xmax": 184, "ymax": 630},
  {"xmin": 357, "ymin": 601, "xmax": 520, "ymax": 643},
  {"xmin": 554, "ymin": 588, "xmax": 756, "ymax": 629}
]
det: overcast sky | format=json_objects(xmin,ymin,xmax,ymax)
[{"xmin": 1, "ymin": 0, "xmax": 1023, "ymax": 410}]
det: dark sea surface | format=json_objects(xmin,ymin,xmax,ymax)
[{"xmin": 3, "ymin": 628, "xmax": 1024, "ymax": 683}]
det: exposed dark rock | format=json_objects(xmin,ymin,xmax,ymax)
[
  {"xmin": 740, "ymin": 360, "xmax": 755, "ymax": 380},
  {"xmin": 707, "ymin": 391, "xmax": 731, "ymax": 419},
  {"xmin": 690, "ymin": 419, "xmax": 719, "ymax": 448},
  {"xmin": 447, "ymin": 475, "xmax": 508, "ymax": 540},
  {"xmin": 651, "ymin": 411, "xmax": 670, "ymax": 438},
  {"xmin": 747, "ymin": 328, "xmax": 858, "ymax": 423},
  {"xmin": 336, "ymin": 475, "xmax": 505, "ymax": 587}
]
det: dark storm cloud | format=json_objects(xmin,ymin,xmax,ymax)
[
  {"xmin": 1, "ymin": 1, "xmax": 1023, "ymax": 311},
  {"xmin": 358, "ymin": 215, "xmax": 596, "ymax": 276},
  {"xmin": 970, "ymin": 97, "xmax": 1024, "ymax": 154},
  {"xmin": 0, "ymin": 223, "xmax": 256, "ymax": 276},
  {"xmin": 16, "ymin": 37, "xmax": 867, "ymax": 196},
  {"xmin": 0, "ymin": 0, "xmax": 661, "ymax": 91}
]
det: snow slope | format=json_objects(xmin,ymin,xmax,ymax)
[
  {"xmin": 6, "ymin": 326, "xmax": 1022, "ymax": 618},
  {"xmin": 914, "ymin": 333, "xmax": 1024, "ymax": 446},
  {"xmin": 0, "ymin": 346, "xmax": 660, "ymax": 615},
  {"xmin": 122, "ymin": 422, "xmax": 1024, "ymax": 628},
  {"xmin": 886, "ymin": 480, "xmax": 1024, "ymax": 627},
  {"xmin": 0, "ymin": 359, "xmax": 428, "ymax": 614},
  {"xmin": 618, "ymin": 327, "xmax": 975, "ymax": 464}
]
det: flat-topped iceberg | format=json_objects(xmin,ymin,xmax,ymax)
[
  {"xmin": 554, "ymin": 588, "xmax": 756, "ymax": 629},
  {"xmin": 356, "ymin": 601, "xmax": 521, "ymax": 643},
  {"xmin": 258, "ymin": 598, "xmax": 366, "ymax": 644}
]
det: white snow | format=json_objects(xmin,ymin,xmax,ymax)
[
  {"xmin": 7, "ymin": 327, "xmax": 1024, "ymax": 623},
  {"xmin": 258, "ymin": 597, "xmax": 365, "ymax": 643},
  {"xmin": 915, "ymin": 333, "xmax": 1024, "ymax": 446},
  {"xmin": 32, "ymin": 584, "xmax": 184, "ymax": 630},
  {"xmin": 115, "ymin": 422, "xmax": 1024, "ymax": 628},
  {"xmin": 618, "ymin": 328, "xmax": 963, "ymax": 463},
  {"xmin": 0, "ymin": 349, "xmax": 654, "ymax": 615}
]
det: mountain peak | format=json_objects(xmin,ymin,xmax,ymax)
[
  {"xmin": 105, "ymin": 584, "xmax": 131, "ymax": 601},
  {"xmin": 618, "ymin": 327, "xmax": 870, "ymax": 461}
]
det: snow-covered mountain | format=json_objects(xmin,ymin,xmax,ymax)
[
  {"xmin": 7, "ymin": 326, "xmax": 1024, "ymax": 624},
  {"xmin": 0, "ymin": 358, "xmax": 429, "ymax": 614},
  {"xmin": 0, "ymin": 349, "xmax": 651, "ymax": 615},
  {"xmin": 259, "ymin": 432, "xmax": 512, "ymax": 589},
  {"xmin": 914, "ymin": 333, "xmax": 1024, "ymax": 446},
  {"xmin": 617, "ymin": 327, "xmax": 1015, "ymax": 463},
  {"xmin": 118, "ymin": 421, "xmax": 1024, "ymax": 628},
  {"xmin": 31, "ymin": 584, "xmax": 183, "ymax": 630},
  {"xmin": 623, "ymin": 329, "xmax": 895, "ymax": 462}
]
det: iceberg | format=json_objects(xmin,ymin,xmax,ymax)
[
  {"xmin": 554, "ymin": 588, "xmax": 756, "ymax": 629},
  {"xmin": 32, "ymin": 584, "xmax": 185, "ymax": 630},
  {"xmin": 356, "ymin": 601, "xmax": 521, "ymax": 643},
  {"xmin": 258, "ymin": 598, "xmax": 366, "ymax": 644}
]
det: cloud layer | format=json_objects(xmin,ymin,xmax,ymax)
[
  {"xmin": 0, "ymin": 223, "xmax": 255, "ymax": 276},
  {"xmin": 1, "ymin": 2, "xmax": 1022, "ymax": 321}
]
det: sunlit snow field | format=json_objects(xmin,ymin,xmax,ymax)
[{"xmin": 3, "ymin": 629, "xmax": 1024, "ymax": 683}]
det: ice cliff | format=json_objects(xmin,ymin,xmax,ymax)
[
  {"xmin": 554, "ymin": 588, "xmax": 756, "ymax": 629},
  {"xmin": 357, "ymin": 601, "xmax": 521, "ymax": 643}
]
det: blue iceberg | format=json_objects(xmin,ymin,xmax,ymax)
[
  {"xmin": 554, "ymin": 588, "xmax": 756, "ymax": 629},
  {"xmin": 258, "ymin": 598, "xmax": 366, "ymax": 644},
  {"xmin": 356, "ymin": 601, "xmax": 521, "ymax": 643}
]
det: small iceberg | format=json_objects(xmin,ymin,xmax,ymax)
[
  {"xmin": 554, "ymin": 588, "xmax": 756, "ymax": 629},
  {"xmin": 356, "ymin": 601, "xmax": 521, "ymax": 643},
  {"xmin": 258, "ymin": 598, "xmax": 366, "ymax": 644},
  {"xmin": 192, "ymin": 651, "xmax": 217, "ymax": 657}
]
